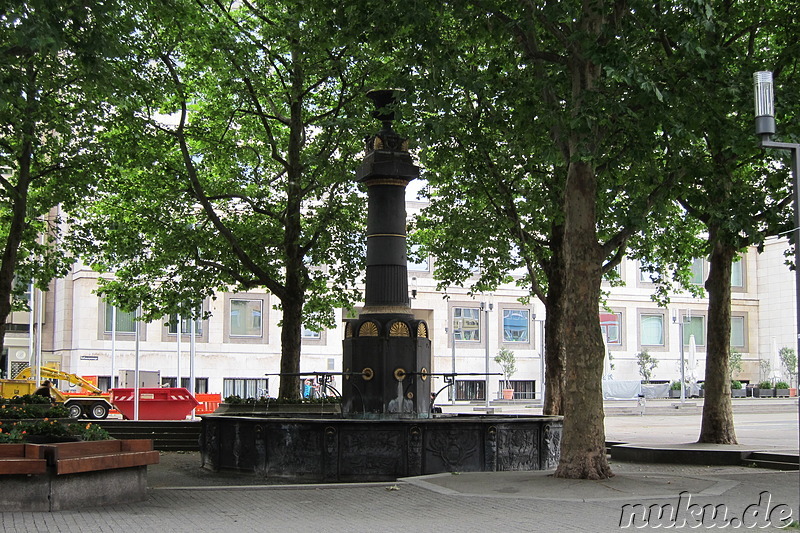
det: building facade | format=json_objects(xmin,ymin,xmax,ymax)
[{"xmin": 2, "ymin": 229, "xmax": 796, "ymax": 401}]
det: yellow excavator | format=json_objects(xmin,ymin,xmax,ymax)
[{"xmin": 0, "ymin": 366, "xmax": 114, "ymax": 419}]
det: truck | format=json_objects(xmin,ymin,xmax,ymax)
[{"xmin": 1, "ymin": 366, "xmax": 115, "ymax": 420}]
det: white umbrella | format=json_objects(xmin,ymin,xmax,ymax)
[
  {"xmin": 602, "ymin": 335, "xmax": 612, "ymax": 380},
  {"xmin": 772, "ymin": 337, "xmax": 782, "ymax": 382}
]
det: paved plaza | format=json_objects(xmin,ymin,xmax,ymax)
[{"xmin": 2, "ymin": 401, "xmax": 798, "ymax": 532}]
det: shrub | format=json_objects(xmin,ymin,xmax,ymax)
[
  {"xmin": 5, "ymin": 394, "xmax": 51, "ymax": 405},
  {"xmin": 0, "ymin": 401, "xmax": 69, "ymax": 419},
  {"xmin": 0, "ymin": 420, "xmax": 110, "ymax": 443},
  {"xmin": 730, "ymin": 380, "xmax": 742, "ymax": 390},
  {"xmin": 759, "ymin": 381, "xmax": 774, "ymax": 389},
  {"xmin": 223, "ymin": 394, "xmax": 339, "ymax": 405},
  {"xmin": 670, "ymin": 381, "xmax": 681, "ymax": 390},
  {"xmin": 774, "ymin": 381, "xmax": 790, "ymax": 390}
]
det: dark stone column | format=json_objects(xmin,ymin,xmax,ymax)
[{"xmin": 342, "ymin": 90, "xmax": 432, "ymax": 418}]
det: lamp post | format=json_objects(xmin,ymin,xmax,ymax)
[
  {"xmin": 672, "ymin": 310, "xmax": 689, "ymax": 403},
  {"xmin": 481, "ymin": 300, "xmax": 493, "ymax": 408},
  {"xmin": 753, "ymin": 71, "xmax": 800, "ymax": 407},
  {"xmin": 447, "ymin": 325, "xmax": 456, "ymax": 405}
]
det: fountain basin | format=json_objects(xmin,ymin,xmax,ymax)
[{"xmin": 199, "ymin": 413, "xmax": 562, "ymax": 483}]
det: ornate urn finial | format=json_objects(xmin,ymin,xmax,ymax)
[{"xmin": 364, "ymin": 89, "xmax": 408, "ymax": 153}]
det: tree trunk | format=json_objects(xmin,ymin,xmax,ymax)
[
  {"xmin": 553, "ymin": 161, "xmax": 613, "ymax": 479},
  {"xmin": 276, "ymin": 50, "xmax": 305, "ymax": 400},
  {"xmin": 0, "ymin": 135, "xmax": 33, "ymax": 363},
  {"xmin": 278, "ymin": 288, "xmax": 303, "ymax": 399},
  {"xmin": 543, "ymin": 224, "xmax": 566, "ymax": 416},
  {"xmin": 698, "ymin": 231, "xmax": 737, "ymax": 444}
]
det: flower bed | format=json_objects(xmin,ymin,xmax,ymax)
[{"xmin": 0, "ymin": 418, "xmax": 110, "ymax": 443}]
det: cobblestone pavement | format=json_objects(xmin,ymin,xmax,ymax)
[
  {"xmin": 2, "ymin": 405, "xmax": 797, "ymax": 532},
  {"xmin": 2, "ymin": 457, "xmax": 797, "ymax": 532}
]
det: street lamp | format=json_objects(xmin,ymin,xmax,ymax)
[
  {"xmin": 672, "ymin": 310, "xmax": 690, "ymax": 404},
  {"xmin": 481, "ymin": 300, "xmax": 493, "ymax": 408},
  {"xmin": 753, "ymin": 71, "xmax": 800, "ymax": 405}
]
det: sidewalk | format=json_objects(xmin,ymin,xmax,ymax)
[{"xmin": 2, "ymin": 406, "xmax": 798, "ymax": 532}]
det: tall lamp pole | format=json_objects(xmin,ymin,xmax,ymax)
[
  {"xmin": 753, "ymin": 71, "xmax": 800, "ymax": 405},
  {"xmin": 481, "ymin": 300, "xmax": 493, "ymax": 408},
  {"xmin": 672, "ymin": 310, "xmax": 689, "ymax": 404}
]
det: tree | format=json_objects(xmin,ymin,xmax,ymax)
[
  {"xmin": 494, "ymin": 349, "xmax": 517, "ymax": 390},
  {"xmin": 646, "ymin": 0, "xmax": 797, "ymax": 444},
  {"xmin": 0, "ymin": 0, "xmax": 134, "ymax": 362},
  {"xmin": 778, "ymin": 347, "xmax": 797, "ymax": 388},
  {"xmin": 635, "ymin": 350, "xmax": 659, "ymax": 384},
  {"xmin": 71, "ymin": 0, "xmax": 383, "ymax": 398},
  {"xmin": 397, "ymin": 0, "xmax": 677, "ymax": 479}
]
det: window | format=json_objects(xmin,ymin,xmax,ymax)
[
  {"xmin": 731, "ymin": 259, "xmax": 743, "ymax": 288},
  {"xmin": 223, "ymin": 378, "xmax": 268, "ymax": 399},
  {"xmin": 690, "ymin": 258, "xmax": 704, "ymax": 285},
  {"xmin": 639, "ymin": 261, "xmax": 657, "ymax": 283},
  {"xmin": 640, "ymin": 314, "xmax": 664, "ymax": 346},
  {"xmin": 230, "ymin": 299, "xmax": 263, "ymax": 337},
  {"xmin": 502, "ymin": 309, "xmax": 529, "ymax": 343},
  {"xmin": 301, "ymin": 325, "xmax": 321, "ymax": 340},
  {"xmin": 730, "ymin": 316, "xmax": 745, "ymax": 348},
  {"xmin": 167, "ymin": 312, "xmax": 203, "ymax": 335},
  {"xmin": 682, "ymin": 316, "xmax": 705, "ymax": 346},
  {"xmin": 449, "ymin": 380, "xmax": 485, "ymax": 401},
  {"xmin": 161, "ymin": 377, "xmax": 209, "ymax": 394},
  {"xmin": 408, "ymin": 244, "xmax": 430, "ymax": 272},
  {"xmin": 453, "ymin": 307, "xmax": 481, "ymax": 341},
  {"xmin": 97, "ymin": 376, "xmax": 115, "ymax": 391},
  {"xmin": 506, "ymin": 380, "xmax": 536, "ymax": 400},
  {"xmin": 180, "ymin": 377, "xmax": 208, "ymax": 394},
  {"xmin": 600, "ymin": 312, "xmax": 622, "ymax": 345},
  {"xmin": 104, "ymin": 305, "xmax": 137, "ymax": 333}
]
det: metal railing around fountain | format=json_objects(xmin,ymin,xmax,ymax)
[{"xmin": 263, "ymin": 370, "xmax": 504, "ymax": 416}]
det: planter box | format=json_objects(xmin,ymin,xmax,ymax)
[
  {"xmin": 775, "ymin": 388, "xmax": 790, "ymax": 398},
  {"xmin": 753, "ymin": 388, "xmax": 774, "ymax": 398},
  {"xmin": 669, "ymin": 390, "xmax": 682, "ymax": 398},
  {"xmin": 0, "ymin": 439, "xmax": 159, "ymax": 511},
  {"xmin": 731, "ymin": 389, "xmax": 746, "ymax": 398}
]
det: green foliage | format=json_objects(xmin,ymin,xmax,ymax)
[
  {"xmin": 759, "ymin": 359, "xmax": 772, "ymax": 383},
  {"xmin": 3, "ymin": 394, "xmax": 51, "ymax": 405},
  {"xmin": 670, "ymin": 381, "xmax": 682, "ymax": 391},
  {"xmin": 223, "ymin": 394, "xmax": 339, "ymax": 405},
  {"xmin": 774, "ymin": 381, "xmax": 790, "ymax": 390},
  {"xmin": 0, "ymin": 400, "xmax": 69, "ymax": 419},
  {"xmin": 636, "ymin": 350, "xmax": 659, "ymax": 383},
  {"xmin": 68, "ymin": 0, "xmax": 391, "ymax": 398},
  {"xmin": 758, "ymin": 381, "xmax": 774, "ymax": 390},
  {"xmin": 0, "ymin": 419, "xmax": 110, "ymax": 443},
  {"xmin": 729, "ymin": 350, "xmax": 743, "ymax": 379},
  {"xmin": 730, "ymin": 380, "xmax": 742, "ymax": 390},
  {"xmin": 0, "ymin": 0, "xmax": 138, "ymax": 359},
  {"xmin": 778, "ymin": 347, "xmax": 797, "ymax": 387}
]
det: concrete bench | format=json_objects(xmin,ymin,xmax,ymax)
[
  {"xmin": 0, "ymin": 439, "xmax": 160, "ymax": 511},
  {"xmin": 40, "ymin": 439, "xmax": 160, "ymax": 475}
]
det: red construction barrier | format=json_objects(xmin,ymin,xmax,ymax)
[
  {"xmin": 194, "ymin": 393, "xmax": 222, "ymax": 414},
  {"xmin": 110, "ymin": 388, "xmax": 200, "ymax": 420}
]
